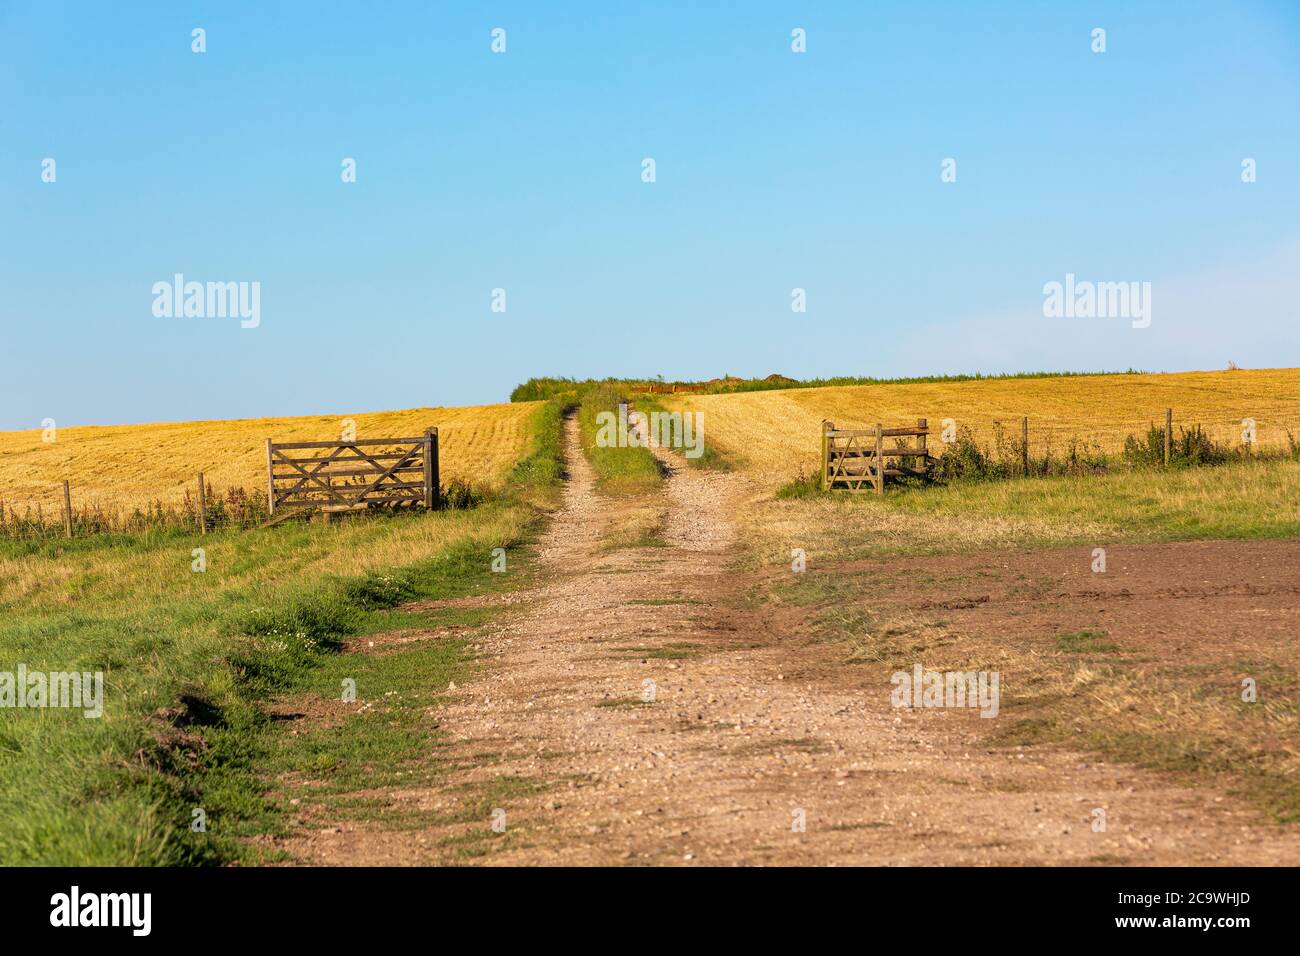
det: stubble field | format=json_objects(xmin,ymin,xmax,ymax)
[
  {"xmin": 0, "ymin": 401, "xmax": 545, "ymax": 514},
  {"xmin": 659, "ymin": 368, "xmax": 1300, "ymax": 488}
]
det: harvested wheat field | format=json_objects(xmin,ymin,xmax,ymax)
[
  {"xmin": 659, "ymin": 368, "xmax": 1300, "ymax": 487},
  {"xmin": 0, "ymin": 401, "xmax": 545, "ymax": 513}
]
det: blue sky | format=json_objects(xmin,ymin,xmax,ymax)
[{"xmin": 2, "ymin": 1, "xmax": 1298, "ymax": 428}]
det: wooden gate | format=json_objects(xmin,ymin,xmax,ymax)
[
  {"xmin": 265, "ymin": 428, "xmax": 439, "ymax": 516},
  {"xmin": 821, "ymin": 420, "xmax": 930, "ymax": 494}
]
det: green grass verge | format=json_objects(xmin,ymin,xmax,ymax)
[
  {"xmin": 0, "ymin": 400, "xmax": 566, "ymax": 865},
  {"xmin": 883, "ymin": 458, "xmax": 1300, "ymax": 545},
  {"xmin": 576, "ymin": 384, "xmax": 663, "ymax": 494},
  {"xmin": 768, "ymin": 457, "xmax": 1300, "ymax": 561}
]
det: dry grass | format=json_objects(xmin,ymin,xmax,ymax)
[
  {"xmin": 0, "ymin": 504, "xmax": 533, "ymax": 615},
  {"xmin": 0, "ymin": 402, "xmax": 543, "ymax": 513},
  {"xmin": 661, "ymin": 368, "xmax": 1300, "ymax": 488},
  {"xmin": 739, "ymin": 458, "xmax": 1300, "ymax": 567}
]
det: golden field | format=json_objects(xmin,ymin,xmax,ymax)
[
  {"xmin": 660, "ymin": 368, "xmax": 1300, "ymax": 487},
  {"xmin": 0, "ymin": 402, "xmax": 544, "ymax": 513}
]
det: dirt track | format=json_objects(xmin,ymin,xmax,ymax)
[{"xmin": 282, "ymin": 417, "xmax": 1300, "ymax": 865}]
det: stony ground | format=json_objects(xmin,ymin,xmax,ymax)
[{"xmin": 277, "ymin": 417, "xmax": 1300, "ymax": 865}]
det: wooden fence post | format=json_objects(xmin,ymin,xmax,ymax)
[
  {"xmin": 1170, "ymin": 408, "xmax": 1180, "ymax": 468},
  {"xmin": 265, "ymin": 438, "xmax": 276, "ymax": 516},
  {"xmin": 197, "ymin": 472, "xmax": 207, "ymax": 535},
  {"xmin": 422, "ymin": 428, "xmax": 434, "ymax": 509},
  {"xmin": 425, "ymin": 427, "xmax": 440, "ymax": 509},
  {"xmin": 874, "ymin": 424, "xmax": 884, "ymax": 496},
  {"xmin": 917, "ymin": 418, "xmax": 928, "ymax": 480},
  {"xmin": 1021, "ymin": 416, "xmax": 1029, "ymax": 476},
  {"xmin": 62, "ymin": 480, "xmax": 73, "ymax": 538},
  {"xmin": 821, "ymin": 422, "xmax": 830, "ymax": 491}
]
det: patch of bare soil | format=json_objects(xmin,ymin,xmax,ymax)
[
  {"xmin": 826, "ymin": 539, "xmax": 1300, "ymax": 665},
  {"xmin": 275, "ymin": 418, "xmax": 1300, "ymax": 866}
]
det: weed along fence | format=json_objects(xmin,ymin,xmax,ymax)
[
  {"xmin": 821, "ymin": 420, "xmax": 931, "ymax": 494},
  {"xmin": 815, "ymin": 406, "xmax": 1286, "ymax": 495},
  {"xmin": 265, "ymin": 429, "xmax": 440, "ymax": 519}
]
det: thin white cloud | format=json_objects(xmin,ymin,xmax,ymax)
[{"xmin": 896, "ymin": 239, "xmax": 1300, "ymax": 374}]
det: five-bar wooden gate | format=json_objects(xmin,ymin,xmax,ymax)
[
  {"xmin": 821, "ymin": 419, "xmax": 930, "ymax": 494},
  {"xmin": 265, "ymin": 428, "xmax": 439, "ymax": 517}
]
